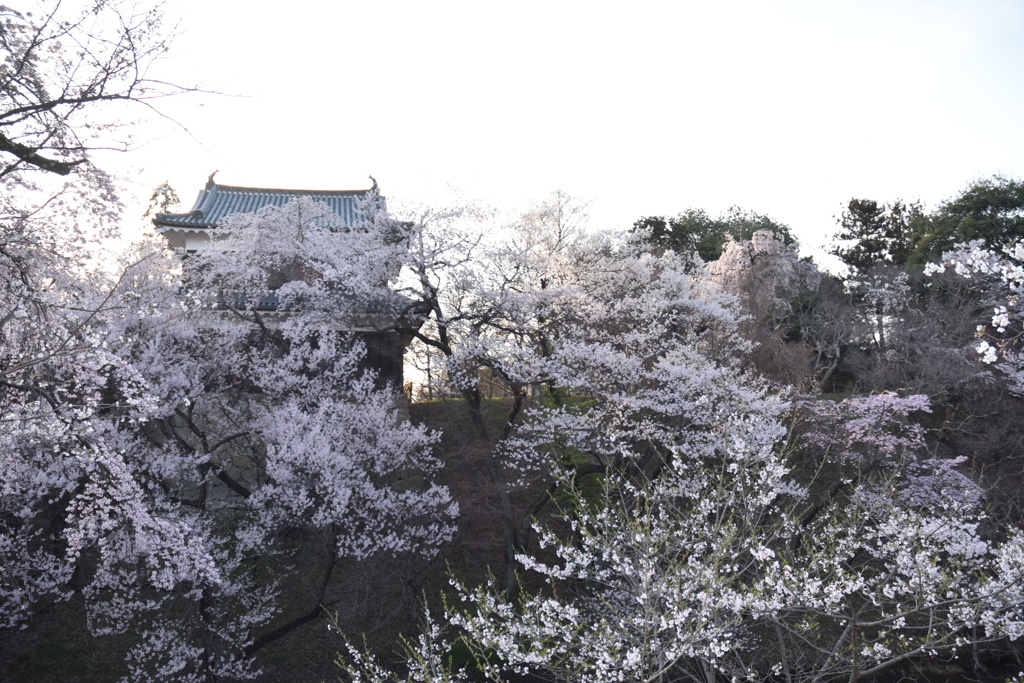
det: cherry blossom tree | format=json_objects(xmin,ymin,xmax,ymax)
[
  {"xmin": 1, "ymin": 2, "xmax": 191, "ymax": 610},
  {"xmin": 335, "ymin": 216, "xmax": 1024, "ymax": 682},
  {"xmin": 706, "ymin": 230, "xmax": 822, "ymax": 386},
  {"xmin": 0, "ymin": 0, "xmax": 146, "ymax": 634},
  {"xmin": 0, "ymin": 0, "xmax": 189, "ymax": 179},
  {"xmin": 927, "ymin": 240, "xmax": 1024, "ymax": 395},
  {"xmin": 341, "ymin": 386, "xmax": 1024, "ymax": 683},
  {"xmin": 382, "ymin": 193, "xmax": 753, "ymax": 594},
  {"xmin": 340, "ymin": 225, "xmax": 776, "ymax": 680},
  {"xmin": 1, "ymin": 192, "xmax": 459, "ymax": 681}
]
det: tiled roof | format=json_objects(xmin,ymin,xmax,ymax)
[{"xmin": 153, "ymin": 179, "xmax": 379, "ymax": 231}]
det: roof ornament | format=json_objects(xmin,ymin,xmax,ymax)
[
  {"xmin": 369, "ymin": 175, "xmax": 379, "ymax": 193},
  {"xmin": 206, "ymin": 170, "xmax": 219, "ymax": 189}
]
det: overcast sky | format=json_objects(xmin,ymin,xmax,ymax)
[{"xmin": 107, "ymin": 0, "xmax": 1024, "ymax": 266}]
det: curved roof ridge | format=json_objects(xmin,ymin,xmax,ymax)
[
  {"xmin": 153, "ymin": 179, "xmax": 382, "ymax": 231},
  {"xmin": 204, "ymin": 182, "xmax": 374, "ymax": 195}
]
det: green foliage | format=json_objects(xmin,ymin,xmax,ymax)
[
  {"xmin": 633, "ymin": 206, "xmax": 794, "ymax": 262},
  {"xmin": 913, "ymin": 175, "xmax": 1024, "ymax": 262},
  {"xmin": 551, "ymin": 470, "xmax": 606, "ymax": 514},
  {"xmin": 142, "ymin": 181, "xmax": 181, "ymax": 219},
  {"xmin": 831, "ymin": 176, "xmax": 1024, "ymax": 272},
  {"xmin": 830, "ymin": 198, "xmax": 927, "ymax": 272}
]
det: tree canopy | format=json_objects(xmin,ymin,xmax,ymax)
[
  {"xmin": 3, "ymin": 6, "xmax": 1024, "ymax": 676},
  {"xmin": 632, "ymin": 205, "xmax": 794, "ymax": 261},
  {"xmin": 915, "ymin": 175, "xmax": 1024, "ymax": 261},
  {"xmin": 829, "ymin": 198, "xmax": 926, "ymax": 272},
  {"xmin": 0, "ymin": 1, "xmax": 188, "ymax": 179},
  {"xmin": 831, "ymin": 176, "xmax": 1024, "ymax": 272}
]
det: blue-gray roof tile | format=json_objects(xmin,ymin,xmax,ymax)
[{"xmin": 153, "ymin": 181, "xmax": 380, "ymax": 230}]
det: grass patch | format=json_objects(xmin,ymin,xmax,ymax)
[{"xmin": 410, "ymin": 397, "xmax": 518, "ymax": 446}]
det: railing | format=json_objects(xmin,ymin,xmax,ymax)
[{"xmin": 183, "ymin": 288, "xmax": 430, "ymax": 325}]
